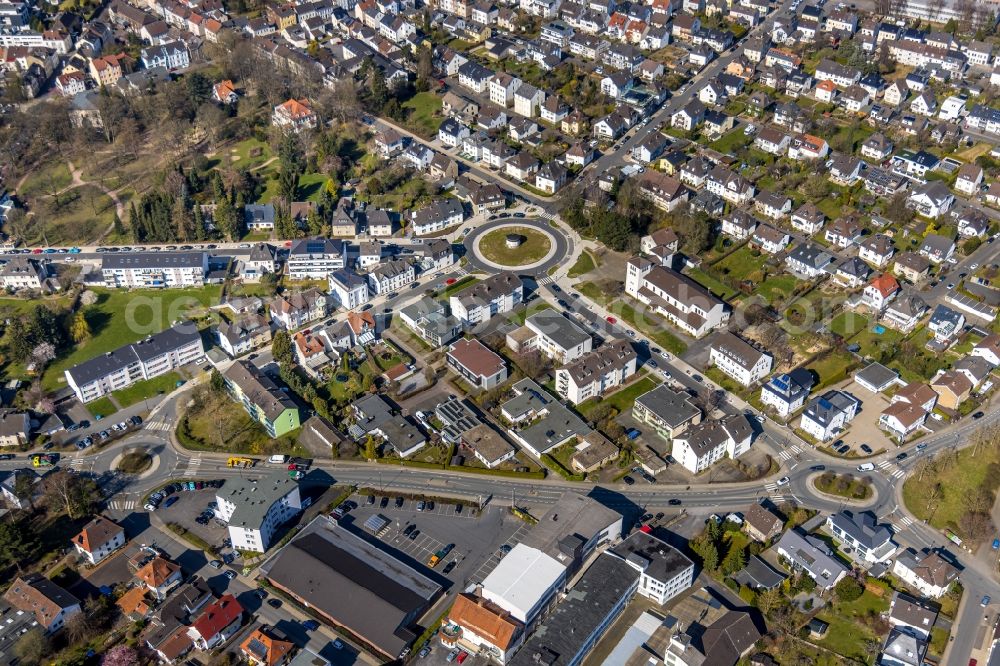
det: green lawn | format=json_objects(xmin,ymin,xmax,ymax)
[
  {"xmin": 902, "ymin": 444, "xmax": 1000, "ymax": 537},
  {"xmin": 755, "ymin": 275, "xmax": 799, "ymax": 305},
  {"xmin": 508, "ymin": 301, "xmax": 552, "ymax": 326},
  {"xmin": 576, "ymin": 282, "xmax": 687, "ymax": 354},
  {"xmin": 22, "ymin": 185, "xmax": 119, "ymax": 245},
  {"xmin": 87, "ymin": 397, "xmax": 117, "ymax": 419},
  {"xmin": 808, "ymin": 351, "xmax": 857, "ymax": 390},
  {"xmin": 830, "ymin": 311, "xmax": 869, "ymax": 339},
  {"xmin": 850, "ymin": 323, "xmax": 904, "ymax": 359},
  {"xmin": 709, "ymin": 129, "xmax": 752, "ymax": 154},
  {"xmin": 812, "ymin": 583, "xmax": 891, "ymax": 661},
  {"xmin": 439, "ymin": 276, "xmax": 480, "ymax": 299},
  {"xmin": 712, "ymin": 245, "xmax": 766, "ymax": 283},
  {"xmin": 613, "ymin": 301, "xmax": 688, "ymax": 355},
  {"xmin": 567, "ymin": 251, "xmax": 597, "ymax": 278},
  {"xmin": 229, "ymin": 138, "xmax": 274, "ymax": 169},
  {"xmin": 479, "ymin": 227, "xmax": 551, "ymax": 266},
  {"xmin": 112, "ymin": 372, "xmax": 184, "ymax": 408},
  {"xmin": 37, "ymin": 287, "xmax": 221, "ymax": 391},
  {"xmin": 402, "ymin": 92, "xmax": 444, "ymax": 138},
  {"xmin": 18, "ymin": 162, "xmax": 73, "ymax": 199},
  {"xmin": 685, "ymin": 267, "xmax": 739, "ymax": 301},
  {"xmin": 578, "ymin": 376, "xmax": 659, "ymax": 418}
]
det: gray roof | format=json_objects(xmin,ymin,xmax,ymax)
[
  {"xmin": 244, "ymin": 204, "xmax": 275, "ymax": 225},
  {"xmin": 854, "ymin": 362, "xmax": 899, "ymax": 390},
  {"xmin": 248, "ymin": 243, "xmax": 276, "ymax": 262},
  {"xmin": 733, "ymin": 556, "xmax": 786, "ymax": 590},
  {"xmin": 218, "ymin": 470, "xmax": 299, "ymax": 531},
  {"xmin": 501, "ymin": 378, "xmax": 552, "ymax": 420},
  {"xmin": 803, "ymin": 390, "xmax": 858, "ymax": 428},
  {"xmin": 261, "ymin": 515, "xmax": 441, "ymax": 659},
  {"xmin": 101, "ymin": 251, "xmax": 205, "ymax": 270},
  {"xmin": 828, "ymin": 510, "xmax": 893, "ymax": 550},
  {"xmin": 67, "ymin": 325, "xmax": 201, "ymax": 387},
  {"xmin": 786, "ymin": 243, "xmax": 834, "ymax": 271},
  {"xmin": 515, "ymin": 401, "xmax": 590, "ymax": 455},
  {"xmin": 634, "ymin": 385, "xmax": 701, "ymax": 428},
  {"xmin": 611, "ymin": 532, "xmax": 693, "ymax": 586},
  {"xmin": 288, "ymin": 238, "xmax": 344, "ymax": 257},
  {"xmin": 526, "ymin": 310, "xmax": 591, "ymax": 352},
  {"xmin": 775, "ymin": 529, "xmax": 849, "ymax": 587},
  {"xmin": 222, "ymin": 361, "xmax": 297, "ymax": 421},
  {"xmin": 509, "ymin": 554, "xmax": 640, "ymax": 666},
  {"xmin": 522, "ymin": 492, "xmax": 622, "ymax": 561},
  {"xmin": 880, "ymin": 627, "xmax": 926, "ymax": 666}
]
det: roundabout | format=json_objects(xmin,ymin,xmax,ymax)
[
  {"xmin": 477, "ymin": 226, "xmax": 553, "ymax": 267},
  {"xmin": 464, "ymin": 217, "xmax": 569, "ymax": 276}
]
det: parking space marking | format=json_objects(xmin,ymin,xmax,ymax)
[{"xmin": 470, "ymin": 522, "xmax": 529, "ymax": 585}]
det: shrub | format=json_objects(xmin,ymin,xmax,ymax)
[{"xmin": 835, "ymin": 576, "xmax": 863, "ymax": 602}]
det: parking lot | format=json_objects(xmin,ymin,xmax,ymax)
[
  {"xmin": 343, "ymin": 494, "xmax": 523, "ymax": 591},
  {"xmin": 150, "ymin": 484, "xmax": 229, "ymax": 547}
]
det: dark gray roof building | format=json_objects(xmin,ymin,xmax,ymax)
[{"xmin": 262, "ymin": 516, "xmax": 442, "ymax": 660}]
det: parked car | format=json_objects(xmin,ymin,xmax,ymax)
[
  {"xmin": 622, "ymin": 476, "xmax": 635, "ymax": 485},
  {"xmin": 208, "ymin": 560, "xmax": 223, "ymax": 569},
  {"xmin": 860, "ymin": 444, "xmax": 873, "ymax": 454},
  {"xmin": 302, "ymin": 620, "xmax": 320, "ymax": 631}
]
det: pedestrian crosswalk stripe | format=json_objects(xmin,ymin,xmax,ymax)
[
  {"xmin": 146, "ymin": 421, "xmax": 171, "ymax": 431},
  {"xmin": 70, "ymin": 458, "xmax": 85, "ymax": 467},
  {"xmin": 769, "ymin": 494, "xmax": 785, "ymax": 503},
  {"xmin": 877, "ymin": 460, "xmax": 891, "ymax": 469},
  {"xmin": 538, "ymin": 276, "xmax": 554, "ymax": 285},
  {"xmin": 764, "ymin": 483, "xmax": 778, "ymax": 491},
  {"xmin": 899, "ymin": 515, "xmax": 914, "ymax": 527}
]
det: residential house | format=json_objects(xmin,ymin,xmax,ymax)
[
  {"xmin": 624, "ymin": 260, "xmax": 731, "ymax": 337},
  {"xmin": 555, "ymin": 339, "xmax": 638, "ymax": 404},
  {"xmin": 760, "ymin": 370, "xmax": 814, "ymax": 418},
  {"xmin": 825, "ymin": 511, "xmax": 896, "ymax": 565},
  {"xmin": 919, "ymin": 234, "xmax": 956, "ymax": 264},
  {"xmin": 671, "ymin": 414, "xmax": 755, "ymax": 473},
  {"xmin": 931, "ymin": 369, "xmax": 972, "ymax": 410},
  {"xmin": 908, "ymin": 181, "xmax": 955, "ymax": 219},
  {"xmin": 269, "ymin": 289, "xmax": 328, "ymax": 329},
  {"xmin": 775, "ymin": 529, "xmax": 849, "ymax": 589},
  {"xmin": 72, "ymin": 516, "xmax": 125, "ymax": 566},
  {"xmin": 3, "ymin": 574, "xmax": 81, "ymax": 633},
  {"xmin": 883, "ymin": 292, "xmax": 929, "ymax": 332},
  {"xmin": 709, "ymin": 332, "xmax": 772, "ymax": 386},
  {"xmin": 891, "ymin": 549, "xmax": 959, "ymax": 599},
  {"xmin": 447, "ymin": 339, "xmax": 508, "ymax": 390},
  {"xmin": 743, "ymin": 503, "xmax": 784, "ymax": 542},
  {"xmin": 785, "ymin": 243, "xmax": 834, "ymax": 279},
  {"xmin": 799, "ymin": 390, "xmax": 859, "ymax": 441},
  {"xmin": 751, "ymin": 224, "xmax": 790, "ymax": 254},
  {"xmin": 858, "ymin": 234, "xmax": 895, "ymax": 268},
  {"xmin": 955, "ymin": 162, "xmax": 984, "ymax": 196},
  {"xmin": 862, "ymin": 273, "xmax": 900, "ymax": 312}
]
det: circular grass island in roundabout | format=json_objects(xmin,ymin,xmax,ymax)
[{"xmin": 477, "ymin": 226, "xmax": 553, "ymax": 267}]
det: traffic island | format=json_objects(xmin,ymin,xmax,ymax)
[
  {"xmin": 116, "ymin": 450, "xmax": 153, "ymax": 475},
  {"xmin": 810, "ymin": 471, "xmax": 874, "ymax": 502},
  {"xmin": 477, "ymin": 226, "xmax": 552, "ymax": 267}
]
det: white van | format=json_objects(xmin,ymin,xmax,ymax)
[
  {"xmin": 268, "ymin": 454, "xmax": 289, "ymax": 464},
  {"xmin": 857, "ymin": 463, "xmax": 875, "ymax": 472}
]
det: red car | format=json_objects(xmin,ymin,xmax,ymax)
[
  {"xmin": 456, "ymin": 652, "xmax": 468, "ymax": 664},
  {"xmin": 31, "ymin": 248, "xmax": 42, "ymax": 254},
  {"xmin": 446, "ymin": 277, "xmax": 457, "ymax": 285},
  {"xmin": 606, "ymin": 316, "xmax": 617, "ymax": 324}
]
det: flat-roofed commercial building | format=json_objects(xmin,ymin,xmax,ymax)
[{"xmin": 262, "ymin": 516, "xmax": 442, "ymax": 660}]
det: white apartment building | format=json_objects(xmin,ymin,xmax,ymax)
[
  {"xmin": 507, "ymin": 310, "xmax": 593, "ymax": 363},
  {"xmin": 216, "ymin": 472, "xmax": 302, "ymax": 552},
  {"xmin": 709, "ymin": 332, "xmax": 773, "ymax": 386},
  {"xmin": 555, "ymin": 340, "xmax": 637, "ymax": 405},
  {"xmin": 286, "ymin": 239, "xmax": 346, "ymax": 280},
  {"xmin": 625, "ymin": 258, "xmax": 731, "ymax": 337},
  {"xmin": 65, "ymin": 325, "xmax": 203, "ymax": 403},
  {"xmin": 328, "ymin": 269, "xmax": 371, "ymax": 310},
  {"xmin": 671, "ymin": 414, "xmax": 755, "ymax": 474},
  {"xmin": 410, "ymin": 199, "xmax": 464, "ymax": 236},
  {"xmin": 450, "ymin": 271, "xmax": 523, "ymax": 325},
  {"xmin": 611, "ymin": 532, "xmax": 695, "ymax": 605},
  {"xmin": 367, "ymin": 259, "xmax": 416, "ymax": 296},
  {"xmin": 101, "ymin": 252, "xmax": 208, "ymax": 288}
]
